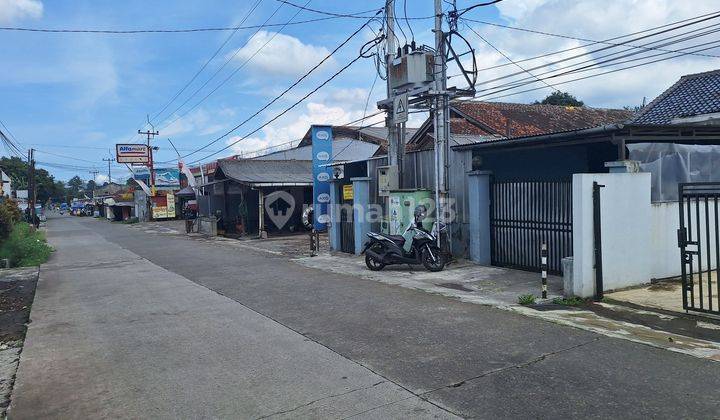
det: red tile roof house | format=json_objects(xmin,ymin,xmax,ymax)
[
  {"xmin": 445, "ymin": 72, "xmax": 720, "ymax": 294},
  {"xmin": 394, "ymin": 101, "xmax": 635, "ymax": 258}
]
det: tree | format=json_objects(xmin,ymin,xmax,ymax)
[
  {"xmin": 534, "ymin": 91, "xmax": 584, "ymax": 107},
  {"xmin": 0, "ymin": 156, "xmax": 67, "ymax": 203},
  {"xmin": 67, "ymin": 176, "xmax": 84, "ymax": 198},
  {"xmin": 86, "ymin": 180, "xmax": 96, "ymax": 192}
]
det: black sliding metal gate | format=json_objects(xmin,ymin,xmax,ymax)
[
  {"xmin": 339, "ymin": 206, "xmax": 355, "ymax": 254},
  {"xmin": 678, "ymin": 182, "xmax": 720, "ymax": 315},
  {"xmin": 490, "ymin": 181, "xmax": 573, "ymax": 275}
]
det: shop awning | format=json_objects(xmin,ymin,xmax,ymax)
[
  {"xmin": 216, "ymin": 159, "xmax": 313, "ymax": 187},
  {"xmin": 175, "ymin": 186, "xmax": 196, "ymax": 198}
]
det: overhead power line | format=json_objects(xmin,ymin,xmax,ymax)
[
  {"xmin": 475, "ymin": 41, "xmax": 720, "ymax": 102},
  {"xmin": 462, "ymin": 23, "xmax": 561, "ymax": 93},
  {"xmin": 0, "ymin": 12, "xmax": 381, "ymax": 34},
  {"xmin": 188, "ymin": 36, "xmax": 385, "ymax": 164},
  {"xmin": 158, "ymin": 11, "xmax": 383, "ymax": 163},
  {"xmin": 0, "ymin": 119, "xmax": 26, "ymax": 160},
  {"xmin": 472, "ymin": 24, "xmax": 720, "ymax": 97},
  {"xmin": 464, "ymin": 13, "xmax": 720, "ymax": 91},
  {"xmin": 155, "ymin": 0, "xmax": 310, "ymax": 131},
  {"xmin": 148, "ymin": 0, "xmax": 264, "ymax": 124},
  {"xmin": 274, "ymin": 0, "xmax": 381, "ymax": 18},
  {"xmin": 461, "ymin": 10, "xmax": 720, "ymax": 60},
  {"xmin": 444, "ymin": 10, "xmax": 720, "ymax": 82},
  {"xmin": 34, "ymin": 149, "xmax": 99, "ymax": 164}
]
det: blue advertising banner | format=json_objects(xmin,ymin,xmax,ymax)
[
  {"xmin": 153, "ymin": 168, "xmax": 181, "ymax": 189},
  {"xmin": 312, "ymin": 125, "xmax": 333, "ymax": 231}
]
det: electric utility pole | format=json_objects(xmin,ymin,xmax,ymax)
[
  {"xmin": 89, "ymin": 169, "xmax": 98, "ymax": 199},
  {"xmin": 27, "ymin": 148, "xmax": 35, "ymax": 222},
  {"xmin": 138, "ymin": 125, "xmax": 159, "ymax": 195},
  {"xmin": 385, "ymin": 0, "xmax": 400, "ymax": 185},
  {"xmin": 139, "ymin": 119, "xmax": 159, "ymax": 221},
  {"xmin": 102, "ymin": 157, "xmax": 115, "ymax": 184},
  {"xmin": 433, "ymin": 0, "xmax": 449, "ymax": 247}
]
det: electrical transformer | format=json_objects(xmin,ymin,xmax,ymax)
[{"xmin": 389, "ymin": 49, "xmax": 435, "ymax": 91}]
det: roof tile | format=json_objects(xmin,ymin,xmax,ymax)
[{"xmin": 632, "ymin": 69, "xmax": 720, "ymax": 124}]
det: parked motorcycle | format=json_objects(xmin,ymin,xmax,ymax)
[{"xmin": 361, "ymin": 206, "xmax": 447, "ymax": 272}]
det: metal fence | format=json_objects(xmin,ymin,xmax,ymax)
[
  {"xmin": 490, "ymin": 180, "xmax": 573, "ymax": 274},
  {"xmin": 678, "ymin": 182, "xmax": 720, "ymax": 315}
]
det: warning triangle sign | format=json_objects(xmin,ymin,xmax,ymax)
[
  {"xmin": 396, "ymin": 97, "xmax": 406, "ymax": 114},
  {"xmin": 393, "ymin": 93, "xmax": 409, "ymax": 123}
]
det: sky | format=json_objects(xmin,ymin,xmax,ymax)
[{"xmin": 0, "ymin": 0, "xmax": 718, "ymax": 184}]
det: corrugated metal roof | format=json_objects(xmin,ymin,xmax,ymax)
[
  {"xmin": 633, "ymin": 69, "xmax": 720, "ymax": 125},
  {"xmin": 217, "ymin": 159, "xmax": 313, "ymax": 186},
  {"xmin": 450, "ymin": 133, "xmax": 503, "ymax": 146},
  {"xmin": 253, "ymin": 138, "xmax": 379, "ymax": 161}
]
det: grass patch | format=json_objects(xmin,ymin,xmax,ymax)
[
  {"xmin": 0, "ymin": 222, "xmax": 53, "ymax": 268},
  {"xmin": 552, "ymin": 296, "xmax": 588, "ymax": 306},
  {"xmin": 518, "ymin": 294, "xmax": 536, "ymax": 305}
]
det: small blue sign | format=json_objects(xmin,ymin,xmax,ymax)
[{"xmin": 312, "ymin": 125, "xmax": 333, "ymax": 231}]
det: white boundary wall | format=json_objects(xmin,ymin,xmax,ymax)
[
  {"xmin": 649, "ymin": 202, "xmax": 681, "ymax": 279},
  {"xmin": 572, "ymin": 173, "xmax": 652, "ymax": 297},
  {"xmin": 650, "ymin": 200, "xmax": 719, "ymax": 280}
]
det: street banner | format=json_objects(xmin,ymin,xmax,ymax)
[
  {"xmin": 179, "ymin": 161, "xmax": 196, "ymax": 187},
  {"xmin": 153, "ymin": 168, "xmax": 181, "ymax": 189},
  {"xmin": 311, "ymin": 125, "xmax": 332, "ymax": 231},
  {"xmin": 164, "ymin": 193, "xmax": 176, "ymax": 218},
  {"xmin": 116, "ymin": 144, "xmax": 150, "ymax": 164}
]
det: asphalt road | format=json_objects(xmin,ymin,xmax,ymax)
[{"xmin": 12, "ymin": 215, "xmax": 720, "ymax": 418}]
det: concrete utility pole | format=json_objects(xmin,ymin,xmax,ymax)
[
  {"xmin": 138, "ymin": 126, "xmax": 159, "ymax": 195},
  {"xmin": 433, "ymin": 0, "xmax": 449, "ymax": 246},
  {"xmin": 139, "ymin": 120, "xmax": 159, "ymax": 221},
  {"xmin": 27, "ymin": 148, "xmax": 35, "ymax": 222},
  {"xmin": 385, "ymin": 0, "xmax": 400, "ymax": 185},
  {"xmin": 89, "ymin": 169, "xmax": 99, "ymax": 199},
  {"xmin": 102, "ymin": 157, "xmax": 115, "ymax": 184}
]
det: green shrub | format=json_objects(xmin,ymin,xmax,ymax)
[
  {"xmin": 518, "ymin": 294, "xmax": 536, "ymax": 305},
  {"xmin": 0, "ymin": 222, "xmax": 53, "ymax": 267},
  {"xmin": 0, "ymin": 198, "xmax": 22, "ymax": 240},
  {"xmin": 552, "ymin": 296, "xmax": 588, "ymax": 306}
]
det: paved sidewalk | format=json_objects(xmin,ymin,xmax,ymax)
[{"xmin": 9, "ymin": 217, "xmax": 455, "ymax": 419}]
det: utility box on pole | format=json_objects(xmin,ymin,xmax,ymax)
[{"xmin": 377, "ymin": 165, "xmax": 399, "ymax": 197}]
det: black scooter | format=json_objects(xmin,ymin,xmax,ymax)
[{"xmin": 361, "ymin": 208, "xmax": 446, "ymax": 272}]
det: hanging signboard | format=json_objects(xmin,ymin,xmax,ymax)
[
  {"xmin": 312, "ymin": 125, "xmax": 333, "ymax": 231},
  {"xmin": 116, "ymin": 144, "xmax": 150, "ymax": 164},
  {"xmin": 342, "ymin": 184, "xmax": 354, "ymax": 201}
]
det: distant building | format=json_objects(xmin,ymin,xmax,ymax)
[{"xmin": 0, "ymin": 170, "xmax": 11, "ymax": 198}]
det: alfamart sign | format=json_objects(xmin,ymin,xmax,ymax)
[{"xmin": 116, "ymin": 144, "xmax": 150, "ymax": 164}]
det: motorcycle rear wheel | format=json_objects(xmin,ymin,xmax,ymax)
[
  {"xmin": 365, "ymin": 254, "xmax": 386, "ymax": 271},
  {"xmin": 421, "ymin": 247, "xmax": 446, "ymax": 272}
]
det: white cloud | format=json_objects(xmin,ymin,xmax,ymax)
[
  {"xmin": 0, "ymin": 0, "xmax": 42, "ymax": 24},
  {"xmin": 466, "ymin": 0, "xmax": 720, "ymax": 107},
  {"xmin": 163, "ymin": 108, "xmax": 233, "ymax": 137},
  {"xmin": 229, "ymin": 31, "xmax": 333, "ymax": 77},
  {"xmin": 224, "ymin": 89, "xmax": 386, "ymax": 157}
]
